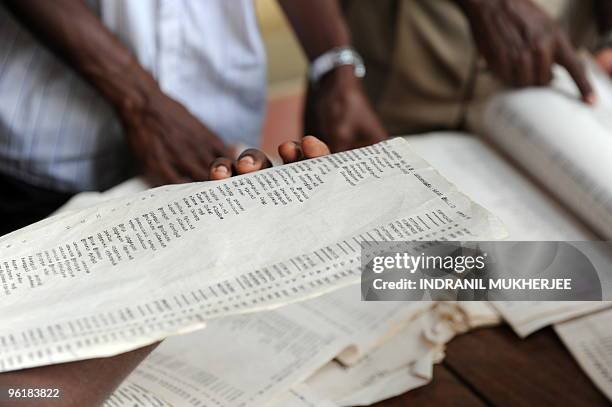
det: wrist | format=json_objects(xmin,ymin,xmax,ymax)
[
  {"xmin": 309, "ymin": 46, "xmax": 365, "ymax": 85},
  {"xmin": 90, "ymin": 57, "xmax": 162, "ymax": 122},
  {"xmin": 320, "ymin": 65, "xmax": 361, "ymax": 89}
]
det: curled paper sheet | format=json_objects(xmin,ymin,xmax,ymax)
[
  {"xmin": 555, "ymin": 308, "xmax": 612, "ymax": 402},
  {"xmin": 0, "ymin": 138, "xmax": 504, "ymax": 372}
]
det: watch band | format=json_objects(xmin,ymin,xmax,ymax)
[{"xmin": 309, "ymin": 46, "xmax": 366, "ymax": 84}]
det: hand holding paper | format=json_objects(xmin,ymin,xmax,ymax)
[{"xmin": 0, "ymin": 138, "xmax": 503, "ymax": 372}]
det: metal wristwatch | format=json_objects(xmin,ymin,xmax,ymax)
[{"xmin": 309, "ymin": 46, "xmax": 366, "ymax": 84}]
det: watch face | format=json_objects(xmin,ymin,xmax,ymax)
[
  {"xmin": 355, "ymin": 64, "xmax": 366, "ymax": 78},
  {"xmin": 338, "ymin": 50, "xmax": 353, "ymax": 63},
  {"xmin": 336, "ymin": 50, "xmax": 366, "ymax": 78}
]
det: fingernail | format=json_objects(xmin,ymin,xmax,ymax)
[
  {"xmin": 586, "ymin": 93, "xmax": 597, "ymax": 105},
  {"xmin": 213, "ymin": 165, "xmax": 229, "ymax": 175},
  {"xmin": 239, "ymin": 155, "xmax": 255, "ymax": 166}
]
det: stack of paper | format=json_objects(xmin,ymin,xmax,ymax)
[
  {"xmin": 102, "ymin": 285, "xmax": 432, "ymax": 407},
  {"xmin": 410, "ymin": 132, "xmax": 612, "ymax": 402},
  {"xmin": 555, "ymin": 308, "xmax": 612, "ymax": 401},
  {"xmin": 4, "ymin": 127, "xmax": 612, "ymax": 404},
  {"xmin": 491, "ymin": 302, "xmax": 612, "ymax": 337},
  {"xmin": 52, "ymin": 138, "xmax": 612, "ymax": 405},
  {"xmin": 37, "ymin": 175, "xmax": 501, "ymax": 407},
  {"xmin": 0, "ymin": 138, "xmax": 503, "ymax": 373},
  {"xmin": 77, "ymin": 130, "xmax": 612, "ymax": 404},
  {"xmin": 103, "ymin": 292, "xmax": 495, "ymax": 407}
]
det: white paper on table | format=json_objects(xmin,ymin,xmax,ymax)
[
  {"xmin": 268, "ymin": 384, "xmax": 338, "ymax": 407},
  {"xmin": 482, "ymin": 60, "xmax": 612, "ymax": 240},
  {"xmin": 457, "ymin": 301, "xmax": 502, "ymax": 329},
  {"xmin": 555, "ymin": 307, "xmax": 612, "ymax": 402},
  {"xmin": 408, "ymin": 133, "xmax": 612, "ymax": 336},
  {"xmin": 492, "ymin": 301, "xmax": 612, "ymax": 337},
  {"xmin": 0, "ymin": 138, "xmax": 504, "ymax": 372},
  {"xmin": 68, "ymin": 179, "xmax": 442, "ymax": 407},
  {"xmin": 115, "ymin": 179, "xmax": 435, "ymax": 363},
  {"xmin": 53, "ymin": 141, "xmax": 482, "ymax": 407},
  {"xmin": 406, "ymin": 133, "xmax": 594, "ymax": 242},
  {"xmin": 299, "ymin": 289, "xmax": 433, "ymax": 367},
  {"xmin": 104, "ymin": 297, "xmax": 486, "ymax": 407},
  {"xmin": 103, "ymin": 307, "xmax": 346, "ymax": 407},
  {"xmin": 306, "ymin": 301, "xmax": 483, "ymax": 407},
  {"xmin": 305, "ymin": 311, "xmax": 439, "ymax": 406},
  {"xmin": 106, "ymin": 378, "xmax": 338, "ymax": 407},
  {"xmin": 103, "ymin": 283, "xmax": 429, "ymax": 407},
  {"xmin": 302, "ymin": 299, "xmax": 502, "ymax": 407}
]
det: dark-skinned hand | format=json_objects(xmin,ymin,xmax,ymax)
[
  {"xmin": 208, "ymin": 136, "xmax": 331, "ymax": 180},
  {"xmin": 456, "ymin": 0, "xmax": 595, "ymax": 103},
  {"xmin": 309, "ymin": 66, "xmax": 387, "ymax": 153},
  {"xmin": 122, "ymin": 85, "xmax": 230, "ymax": 186}
]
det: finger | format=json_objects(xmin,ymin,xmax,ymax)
[
  {"xmin": 236, "ymin": 148, "xmax": 272, "ymax": 174},
  {"xmin": 142, "ymin": 164, "xmax": 166, "ymax": 187},
  {"xmin": 178, "ymin": 156, "xmax": 210, "ymax": 182},
  {"xmin": 518, "ymin": 49, "xmax": 535, "ymax": 87},
  {"xmin": 359, "ymin": 112, "xmax": 388, "ymax": 145},
  {"xmin": 504, "ymin": 27, "xmax": 527, "ymax": 87},
  {"xmin": 195, "ymin": 148, "xmax": 217, "ymax": 178},
  {"xmin": 302, "ymin": 135, "xmax": 331, "ymax": 158},
  {"xmin": 329, "ymin": 123, "xmax": 353, "ymax": 152},
  {"xmin": 209, "ymin": 157, "xmax": 234, "ymax": 180},
  {"xmin": 154, "ymin": 159, "xmax": 187, "ymax": 185},
  {"xmin": 204, "ymin": 133, "xmax": 229, "ymax": 157},
  {"xmin": 512, "ymin": 9, "xmax": 542, "ymax": 87},
  {"xmin": 194, "ymin": 135, "xmax": 230, "ymax": 165},
  {"xmin": 484, "ymin": 17, "xmax": 513, "ymax": 84},
  {"xmin": 343, "ymin": 111, "xmax": 387, "ymax": 150},
  {"xmin": 149, "ymin": 140, "xmax": 188, "ymax": 185},
  {"xmin": 556, "ymin": 36, "xmax": 595, "ymax": 104},
  {"xmin": 495, "ymin": 7, "xmax": 525, "ymax": 86},
  {"xmin": 534, "ymin": 38, "xmax": 554, "ymax": 85},
  {"xmin": 278, "ymin": 141, "xmax": 304, "ymax": 164},
  {"xmin": 497, "ymin": 52, "xmax": 513, "ymax": 85},
  {"xmin": 156, "ymin": 132, "xmax": 209, "ymax": 181}
]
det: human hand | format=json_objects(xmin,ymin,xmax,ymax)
[
  {"xmin": 120, "ymin": 87, "xmax": 229, "ymax": 186},
  {"xmin": 208, "ymin": 136, "xmax": 331, "ymax": 180},
  {"xmin": 456, "ymin": 0, "xmax": 595, "ymax": 103},
  {"xmin": 308, "ymin": 66, "xmax": 387, "ymax": 152}
]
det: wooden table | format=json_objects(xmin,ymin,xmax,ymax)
[{"xmin": 373, "ymin": 325, "xmax": 609, "ymax": 406}]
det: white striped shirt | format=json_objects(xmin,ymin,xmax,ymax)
[{"xmin": 0, "ymin": 0, "xmax": 267, "ymax": 192}]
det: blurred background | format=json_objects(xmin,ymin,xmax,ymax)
[{"xmin": 256, "ymin": 0, "xmax": 305, "ymax": 156}]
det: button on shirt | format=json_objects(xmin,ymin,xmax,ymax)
[{"xmin": 0, "ymin": 0, "xmax": 267, "ymax": 192}]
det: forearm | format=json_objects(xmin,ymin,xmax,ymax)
[
  {"xmin": 3, "ymin": 0, "xmax": 158, "ymax": 115},
  {"xmin": 277, "ymin": 0, "xmax": 351, "ymax": 61},
  {"xmin": 0, "ymin": 343, "xmax": 158, "ymax": 407}
]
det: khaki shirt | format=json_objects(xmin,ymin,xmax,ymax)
[{"xmin": 342, "ymin": 0, "xmax": 596, "ymax": 135}]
